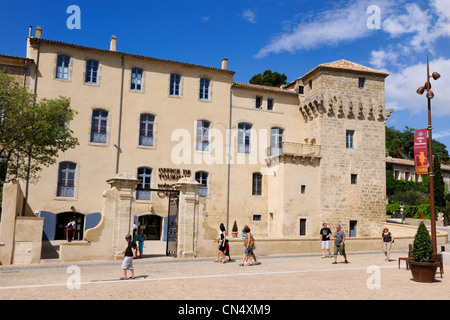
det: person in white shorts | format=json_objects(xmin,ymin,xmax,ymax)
[{"xmin": 319, "ymin": 223, "xmax": 332, "ymax": 258}]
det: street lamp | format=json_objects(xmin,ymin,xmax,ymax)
[{"xmin": 416, "ymin": 55, "xmax": 439, "ymax": 254}]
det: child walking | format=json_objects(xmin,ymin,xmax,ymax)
[{"xmin": 121, "ymin": 234, "xmax": 136, "ymax": 279}]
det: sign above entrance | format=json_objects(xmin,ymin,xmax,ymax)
[{"xmin": 158, "ymin": 168, "xmax": 191, "ymax": 181}]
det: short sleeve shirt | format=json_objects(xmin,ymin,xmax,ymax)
[
  {"xmin": 320, "ymin": 228, "xmax": 332, "ymax": 241},
  {"xmin": 334, "ymin": 230, "xmax": 346, "ymax": 246}
]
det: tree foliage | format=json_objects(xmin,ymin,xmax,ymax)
[
  {"xmin": 0, "ymin": 70, "xmax": 79, "ymax": 183},
  {"xmin": 412, "ymin": 221, "xmax": 434, "ymax": 262},
  {"xmin": 249, "ymin": 70, "xmax": 287, "ymax": 87},
  {"xmin": 386, "ymin": 126, "xmax": 449, "ymax": 162}
]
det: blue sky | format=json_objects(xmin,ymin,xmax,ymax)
[{"xmin": 1, "ymin": 0, "xmax": 450, "ymax": 152}]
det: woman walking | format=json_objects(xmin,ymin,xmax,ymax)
[
  {"xmin": 381, "ymin": 227, "xmax": 394, "ymax": 262},
  {"xmin": 215, "ymin": 223, "xmax": 228, "ymax": 263}
]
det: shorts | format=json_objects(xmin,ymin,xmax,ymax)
[
  {"xmin": 321, "ymin": 240, "xmax": 330, "ymax": 249},
  {"xmin": 122, "ymin": 256, "xmax": 134, "ymax": 270},
  {"xmin": 334, "ymin": 244, "xmax": 346, "ymax": 256},
  {"xmin": 244, "ymin": 247, "xmax": 253, "ymax": 255}
]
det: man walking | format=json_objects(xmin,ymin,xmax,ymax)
[
  {"xmin": 319, "ymin": 223, "xmax": 332, "ymax": 258},
  {"xmin": 332, "ymin": 224, "xmax": 348, "ymax": 264}
]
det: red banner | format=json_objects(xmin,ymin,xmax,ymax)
[{"xmin": 414, "ymin": 129, "xmax": 428, "ymax": 175}]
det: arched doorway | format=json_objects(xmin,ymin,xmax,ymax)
[
  {"xmin": 138, "ymin": 215, "xmax": 162, "ymax": 240},
  {"xmin": 55, "ymin": 212, "xmax": 85, "ymax": 240}
]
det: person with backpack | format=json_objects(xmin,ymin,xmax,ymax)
[{"xmin": 239, "ymin": 226, "xmax": 259, "ymax": 266}]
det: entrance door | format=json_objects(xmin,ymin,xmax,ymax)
[
  {"xmin": 138, "ymin": 215, "xmax": 162, "ymax": 240},
  {"xmin": 55, "ymin": 212, "xmax": 85, "ymax": 240}
]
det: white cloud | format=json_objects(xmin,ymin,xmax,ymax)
[
  {"xmin": 255, "ymin": 0, "xmax": 392, "ymax": 58},
  {"xmin": 242, "ymin": 9, "xmax": 256, "ymax": 24},
  {"xmin": 433, "ymin": 129, "xmax": 450, "ymax": 139},
  {"xmin": 370, "ymin": 49, "xmax": 399, "ymax": 70},
  {"xmin": 385, "ymin": 57, "xmax": 450, "ymax": 117}
]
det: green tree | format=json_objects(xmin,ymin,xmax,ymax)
[
  {"xmin": 0, "ymin": 70, "xmax": 79, "ymax": 183},
  {"xmin": 412, "ymin": 221, "xmax": 434, "ymax": 262},
  {"xmin": 249, "ymin": 70, "xmax": 287, "ymax": 87},
  {"xmin": 385, "ymin": 125, "xmax": 449, "ymax": 162}
]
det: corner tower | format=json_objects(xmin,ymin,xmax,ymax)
[{"xmin": 291, "ymin": 60, "xmax": 392, "ymax": 237}]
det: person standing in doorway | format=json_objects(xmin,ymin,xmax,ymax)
[
  {"xmin": 381, "ymin": 227, "xmax": 394, "ymax": 262},
  {"xmin": 319, "ymin": 223, "xmax": 332, "ymax": 258},
  {"xmin": 137, "ymin": 229, "xmax": 147, "ymax": 258},
  {"xmin": 332, "ymin": 224, "xmax": 348, "ymax": 264},
  {"xmin": 66, "ymin": 218, "xmax": 76, "ymax": 242}
]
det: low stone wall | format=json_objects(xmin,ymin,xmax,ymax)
[{"xmin": 198, "ymin": 223, "xmax": 448, "ymax": 258}]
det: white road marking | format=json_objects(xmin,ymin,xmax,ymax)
[{"xmin": 0, "ymin": 264, "xmax": 397, "ymax": 290}]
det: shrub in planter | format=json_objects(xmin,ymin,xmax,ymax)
[
  {"xmin": 412, "ymin": 221, "xmax": 434, "ymax": 262},
  {"xmin": 409, "ymin": 221, "xmax": 437, "ymax": 283},
  {"xmin": 231, "ymin": 220, "xmax": 238, "ymax": 237}
]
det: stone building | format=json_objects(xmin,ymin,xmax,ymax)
[{"xmin": 2, "ymin": 26, "xmax": 397, "ymax": 260}]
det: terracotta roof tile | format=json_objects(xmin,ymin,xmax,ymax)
[{"xmin": 232, "ymin": 81, "xmax": 298, "ymax": 95}]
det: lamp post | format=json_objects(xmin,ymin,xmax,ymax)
[{"xmin": 416, "ymin": 55, "xmax": 440, "ymax": 254}]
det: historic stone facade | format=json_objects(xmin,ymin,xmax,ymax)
[{"xmin": 1, "ymin": 26, "xmax": 397, "ymax": 261}]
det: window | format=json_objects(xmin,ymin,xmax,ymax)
[
  {"xmin": 255, "ymin": 96, "xmax": 262, "ymax": 109},
  {"xmin": 270, "ymin": 127, "xmax": 284, "ymax": 155},
  {"xmin": 131, "ymin": 68, "xmax": 143, "ymax": 91},
  {"xmin": 85, "ymin": 60, "xmax": 99, "ymax": 84},
  {"xmin": 308, "ymin": 80, "xmax": 312, "ymax": 90},
  {"xmin": 57, "ymin": 162, "xmax": 76, "ymax": 197},
  {"xmin": 195, "ymin": 171, "xmax": 208, "ymax": 197},
  {"xmin": 252, "ymin": 172, "xmax": 262, "ymax": 196},
  {"xmin": 139, "ymin": 114, "xmax": 155, "ymax": 146},
  {"xmin": 346, "ymin": 130, "xmax": 354, "ymax": 149},
  {"xmin": 170, "ymin": 74, "xmax": 181, "ymax": 96},
  {"xmin": 300, "ymin": 219, "xmax": 306, "ymax": 236},
  {"xmin": 351, "ymin": 174, "xmax": 358, "ymax": 185},
  {"xmin": 238, "ymin": 123, "xmax": 252, "ymax": 154},
  {"xmin": 267, "ymin": 98, "xmax": 274, "ymax": 111},
  {"xmin": 358, "ymin": 77, "xmax": 365, "ymax": 89},
  {"xmin": 56, "ymin": 55, "xmax": 70, "ymax": 80},
  {"xmin": 136, "ymin": 167, "xmax": 152, "ymax": 200},
  {"xmin": 253, "ymin": 214, "xmax": 262, "ymax": 222},
  {"xmin": 301, "ymin": 185, "xmax": 306, "ymax": 194},
  {"xmin": 350, "ymin": 220, "xmax": 357, "ymax": 237},
  {"xmin": 196, "ymin": 120, "xmax": 210, "ymax": 151},
  {"xmin": 199, "ymin": 78, "xmax": 210, "ymax": 100},
  {"xmin": 90, "ymin": 109, "xmax": 108, "ymax": 143},
  {"xmin": 298, "ymin": 86, "xmax": 304, "ymax": 94}
]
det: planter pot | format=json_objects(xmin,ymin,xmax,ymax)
[
  {"xmin": 409, "ymin": 260, "xmax": 438, "ymax": 283},
  {"xmin": 231, "ymin": 232, "xmax": 238, "ymax": 238}
]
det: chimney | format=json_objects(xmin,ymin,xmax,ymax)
[
  {"xmin": 110, "ymin": 35, "xmax": 117, "ymax": 51},
  {"xmin": 221, "ymin": 58, "xmax": 228, "ymax": 70},
  {"xmin": 35, "ymin": 26, "xmax": 42, "ymax": 39},
  {"xmin": 28, "ymin": 26, "xmax": 33, "ymax": 38}
]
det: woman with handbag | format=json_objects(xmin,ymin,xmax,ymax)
[{"xmin": 381, "ymin": 227, "xmax": 394, "ymax": 262}]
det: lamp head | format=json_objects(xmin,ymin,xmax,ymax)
[
  {"xmin": 427, "ymin": 90, "xmax": 434, "ymax": 99},
  {"xmin": 432, "ymin": 72, "xmax": 441, "ymax": 80},
  {"xmin": 416, "ymin": 86, "xmax": 425, "ymax": 95}
]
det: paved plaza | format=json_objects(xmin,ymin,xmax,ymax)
[{"xmin": 0, "ymin": 241, "xmax": 448, "ymax": 301}]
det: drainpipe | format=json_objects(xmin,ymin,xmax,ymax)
[
  {"xmin": 22, "ymin": 34, "xmax": 40, "ymax": 216},
  {"xmin": 225, "ymin": 86, "xmax": 233, "ymax": 232},
  {"xmin": 115, "ymin": 55, "xmax": 125, "ymax": 174}
]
